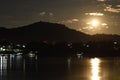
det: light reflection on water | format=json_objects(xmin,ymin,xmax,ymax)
[
  {"xmin": 0, "ymin": 56, "xmax": 7, "ymax": 80},
  {"xmin": 90, "ymin": 58, "xmax": 101, "ymax": 80}
]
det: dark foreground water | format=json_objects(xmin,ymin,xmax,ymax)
[{"xmin": 0, "ymin": 55, "xmax": 120, "ymax": 80}]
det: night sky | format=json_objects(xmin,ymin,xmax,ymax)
[{"xmin": 0, "ymin": 0, "xmax": 120, "ymax": 35}]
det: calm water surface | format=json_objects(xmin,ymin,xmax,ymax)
[{"xmin": 0, "ymin": 55, "xmax": 120, "ymax": 80}]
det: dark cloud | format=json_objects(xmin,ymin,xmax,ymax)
[{"xmin": 96, "ymin": 0, "xmax": 120, "ymax": 13}]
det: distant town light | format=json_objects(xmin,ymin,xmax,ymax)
[
  {"xmin": 67, "ymin": 43, "xmax": 73, "ymax": 48},
  {"xmin": 22, "ymin": 45, "xmax": 26, "ymax": 48},
  {"xmin": 86, "ymin": 45, "xmax": 90, "ymax": 47},
  {"xmin": 76, "ymin": 52, "xmax": 84, "ymax": 59},
  {"xmin": 17, "ymin": 44, "xmax": 21, "ymax": 47},
  {"xmin": 28, "ymin": 51, "xmax": 36, "ymax": 57},
  {"xmin": 0, "ymin": 47, "xmax": 6, "ymax": 51},
  {"xmin": 114, "ymin": 41, "xmax": 117, "ymax": 44}
]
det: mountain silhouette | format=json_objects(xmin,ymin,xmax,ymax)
[
  {"xmin": 0, "ymin": 21, "xmax": 120, "ymax": 43},
  {"xmin": 0, "ymin": 21, "xmax": 88, "ymax": 42}
]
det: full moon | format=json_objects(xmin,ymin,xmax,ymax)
[
  {"xmin": 91, "ymin": 19, "xmax": 99, "ymax": 27},
  {"xmin": 86, "ymin": 19, "xmax": 100, "ymax": 30},
  {"xmin": 80, "ymin": 17, "xmax": 108, "ymax": 35}
]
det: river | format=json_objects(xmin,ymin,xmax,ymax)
[{"xmin": 0, "ymin": 54, "xmax": 120, "ymax": 80}]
